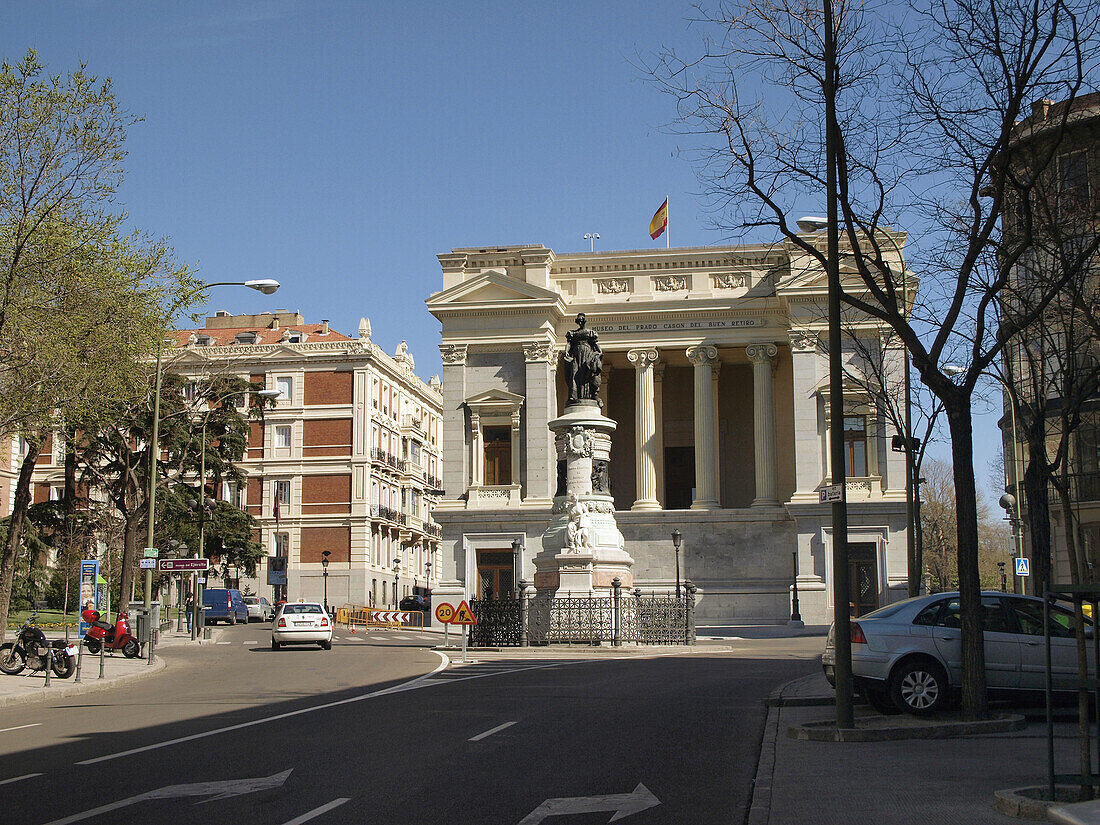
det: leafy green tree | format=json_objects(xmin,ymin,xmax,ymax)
[{"xmin": 0, "ymin": 50, "xmax": 198, "ymax": 636}]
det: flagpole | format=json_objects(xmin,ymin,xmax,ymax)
[{"xmin": 666, "ymin": 194, "xmax": 670, "ymax": 248}]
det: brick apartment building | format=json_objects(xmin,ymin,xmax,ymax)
[{"xmin": 26, "ymin": 310, "xmax": 444, "ymax": 609}]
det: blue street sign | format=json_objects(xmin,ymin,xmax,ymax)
[{"xmin": 1015, "ymin": 557, "xmax": 1030, "ymax": 577}]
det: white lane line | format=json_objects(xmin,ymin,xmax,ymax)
[
  {"xmin": 279, "ymin": 798, "xmax": 351, "ymax": 825},
  {"xmin": 0, "ymin": 723, "xmax": 40, "ymax": 734},
  {"xmin": 0, "ymin": 773, "xmax": 42, "ymax": 785},
  {"xmin": 76, "ymin": 651, "xmax": 450, "ymax": 766},
  {"xmin": 215, "ymin": 641, "xmax": 232, "ymax": 645},
  {"xmin": 468, "ymin": 720, "xmax": 517, "ymax": 742},
  {"xmin": 242, "ymin": 641, "xmax": 259, "ymax": 645}
]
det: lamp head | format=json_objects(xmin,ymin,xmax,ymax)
[
  {"xmin": 244, "ymin": 279, "xmax": 280, "ymax": 295},
  {"xmin": 671, "ymin": 529, "xmax": 682, "ymax": 550},
  {"xmin": 256, "ymin": 388, "xmax": 281, "ymax": 400},
  {"xmin": 999, "ymin": 492, "xmax": 1017, "ymax": 511},
  {"xmin": 512, "ymin": 538, "xmax": 522, "ymax": 554},
  {"xmin": 943, "ymin": 364, "xmax": 965, "ymax": 377},
  {"xmin": 796, "ymin": 216, "xmax": 829, "ymax": 233}
]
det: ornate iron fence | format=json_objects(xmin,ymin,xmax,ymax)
[{"xmin": 469, "ymin": 589, "xmax": 695, "ymax": 647}]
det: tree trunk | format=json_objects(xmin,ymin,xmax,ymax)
[
  {"xmin": 118, "ymin": 510, "xmax": 141, "ymax": 613},
  {"xmin": 945, "ymin": 400, "xmax": 989, "ymax": 719},
  {"xmin": 0, "ymin": 437, "xmax": 42, "ymax": 642},
  {"xmin": 1025, "ymin": 438, "xmax": 1052, "ymax": 595}
]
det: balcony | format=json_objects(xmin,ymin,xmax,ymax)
[
  {"xmin": 425, "ymin": 473, "xmax": 443, "ymax": 491},
  {"xmin": 371, "ymin": 505, "xmax": 400, "ymax": 523},
  {"xmin": 466, "ymin": 484, "xmax": 522, "ymax": 509},
  {"xmin": 425, "ymin": 522, "xmax": 442, "ymax": 539}
]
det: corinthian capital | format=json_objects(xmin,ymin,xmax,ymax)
[{"xmin": 439, "ymin": 344, "xmax": 468, "ymax": 365}]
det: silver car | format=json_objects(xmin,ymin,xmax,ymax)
[
  {"xmin": 821, "ymin": 592, "xmax": 1094, "ymax": 715},
  {"xmin": 243, "ymin": 596, "xmax": 274, "ymax": 622}
]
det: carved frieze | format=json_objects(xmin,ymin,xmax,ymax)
[
  {"xmin": 522, "ymin": 341, "xmax": 554, "ymax": 363},
  {"xmin": 595, "ymin": 278, "xmax": 631, "ymax": 295},
  {"xmin": 653, "ymin": 275, "xmax": 687, "ymax": 291},
  {"xmin": 712, "ymin": 273, "xmax": 747, "ymax": 289}
]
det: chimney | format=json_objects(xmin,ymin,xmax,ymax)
[
  {"xmin": 321, "ymin": 319, "xmax": 330, "ymax": 334},
  {"xmin": 1032, "ymin": 99, "xmax": 1054, "ymax": 121}
]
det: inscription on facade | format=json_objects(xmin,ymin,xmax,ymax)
[{"xmin": 592, "ymin": 319, "xmax": 762, "ymax": 333}]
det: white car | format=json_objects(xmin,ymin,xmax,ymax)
[
  {"xmin": 243, "ymin": 596, "xmax": 274, "ymax": 622},
  {"xmin": 271, "ymin": 602, "xmax": 333, "ymax": 650}
]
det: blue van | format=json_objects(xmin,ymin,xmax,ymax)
[{"xmin": 202, "ymin": 588, "xmax": 249, "ymax": 625}]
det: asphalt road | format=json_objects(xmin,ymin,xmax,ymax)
[{"xmin": 0, "ymin": 623, "xmax": 821, "ymax": 825}]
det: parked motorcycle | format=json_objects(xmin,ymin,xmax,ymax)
[
  {"xmin": 82, "ymin": 610, "xmax": 140, "ymax": 658},
  {"xmin": 0, "ymin": 614, "xmax": 77, "ymax": 678}
]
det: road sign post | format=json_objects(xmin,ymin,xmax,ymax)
[
  {"xmin": 450, "ymin": 599, "xmax": 477, "ymax": 663},
  {"xmin": 435, "ymin": 602, "xmax": 455, "ymax": 647}
]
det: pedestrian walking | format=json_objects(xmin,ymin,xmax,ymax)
[{"xmin": 184, "ymin": 591, "xmax": 194, "ymax": 633}]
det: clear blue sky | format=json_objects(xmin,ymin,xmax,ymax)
[{"xmin": 2, "ymin": 0, "xmax": 1003, "ymax": 499}]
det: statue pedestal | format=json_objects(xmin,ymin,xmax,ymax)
[{"xmin": 535, "ymin": 401, "xmax": 634, "ymax": 595}]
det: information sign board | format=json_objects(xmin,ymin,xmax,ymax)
[
  {"xmin": 143, "ymin": 547, "xmax": 159, "ymax": 559},
  {"xmin": 819, "ymin": 484, "xmax": 844, "ymax": 504},
  {"xmin": 139, "ymin": 558, "xmax": 156, "ymax": 569},
  {"xmin": 158, "ymin": 559, "xmax": 210, "ymax": 572}
]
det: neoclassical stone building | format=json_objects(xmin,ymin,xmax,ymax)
[{"xmin": 428, "ymin": 238, "xmax": 910, "ymax": 625}]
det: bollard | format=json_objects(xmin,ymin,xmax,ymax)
[
  {"xmin": 98, "ymin": 643, "xmax": 105, "ymax": 679},
  {"xmin": 43, "ymin": 648, "xmax": 51, "ymax": 688},
  {"xmin": 74, "ymin": 641, "xmax": 83, "ymax": 683}
]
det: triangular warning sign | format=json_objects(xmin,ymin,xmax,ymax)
[{"xmin": 451, "ymin": 599, "xmax": 477, "ymax": 625}]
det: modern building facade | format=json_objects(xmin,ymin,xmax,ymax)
[
  {"xmin": 428, "ymin": 240, "xmax": 911, "ymax": 625},
  {"xmin": 163, "ymin": 310, "xmax": 445, "ymax": 608}
]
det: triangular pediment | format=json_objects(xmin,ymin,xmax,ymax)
[
  {"xmin": 465, "ymin": 388, "xmax": 525, "ymax": 411},
  {"xmin": 427, "ymin": 269, "xmax": 563, "ymax": 308},
  {"xmin": 259, "ymin": 344, "xmax": 306, "ymax": 359}
]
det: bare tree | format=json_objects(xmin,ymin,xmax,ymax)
[{"xmin": 647, "ymin": 0, "xmax": 1100, "ymax": 718}]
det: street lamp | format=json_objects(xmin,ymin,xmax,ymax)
[
  {"xmin": 321, "ymin": 550, "xmax": 331, "ymax": 614},
  {"xmin": 511, "ymin": 537, "xmax": 522, "ymax": 598},
  {"xmin": 997, "ymin": 560, "xmax": 1007, "ymax": 592},
  {"xmin": 671, "ymin": 529, "xmax": 682, "ymax": 601},
  {"xmin": 392, "ymin": 558, "xmax": 400, "ymax": 610},
  {"xmin": 145, "ymin": 278, "xmax": 280, "ymax": 609}
]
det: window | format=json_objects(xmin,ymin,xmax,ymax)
[
  {"xmin": 1060, "ymin": 150, "xmax": 1090, "ymax": 210},
  {"xmin": 234, "ymin": 332, "xmax": 258, "ymax": 344},
  {"xmin": 931, "ymin": 596, "xmax": 1012, "ymax": 632},
  {"xmin": 274, "ymin": 532, "xmax": 289, "ymax": 557},
  {"xmin": 372, "ymin": 378, "xmax": 379, "ymax": 409},
  {"xmin": 276, "ymin": 377, "xmax": 293, "ymax": 402},
  {"xmin": 276, "ymin": 426, "xmax": 292, "ymax": 448},
  {"xmin": 223, "ymin": 481, "xmax": 244, "ymax": 508},
  {"xmin": 1011, "ymin": 599, "xmax": 1089, "ymax": 637},
  {"xmin": 183, "ymin": 381, "xmax": 199, "ymax": 403},
  {"xmin": 49, "ymin": 485, "xmax": 64, "ymax": 502},
  {"xmin": 274, "ymin": 480, "xmax": 290, "ymax": 505},
  {"xmin": 52, "ymin": 435, "xmax": 66, "ymax": 466},
  {"xmin": 843, "ymin": 416, "xmax": 867, "ymax": 477},
  {"xmin": 411, "ymin": 441, "xmax": 422, "ymax": 467}
]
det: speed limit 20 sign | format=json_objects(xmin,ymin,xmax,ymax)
[{"xmin": 435, "ymin": 602, "xmax": 455, "ymax": 624}]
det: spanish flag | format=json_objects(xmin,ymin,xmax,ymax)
[{"xmin": 649, "ymin": 197, "xmax": 668, "ymax": 240}]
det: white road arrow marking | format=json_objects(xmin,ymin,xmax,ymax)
[
  {"xmin": 41, "ymin": 769, "xmax": 293, "ymax": 825},
  {"xmin": 517, "ymin": 784, "xmax": 660, "ymax": 824}
]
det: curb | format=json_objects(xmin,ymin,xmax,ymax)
[
  {"xmin": 746, "ymin": 699, "xmax": 781, "ymax": 825},
  {"xmin": 788, "ymin": 712, "xmax": 1026, "ymax": 742},
  {"xmin": 993, "ymin": 786, "xmax": 1082, "ymax": 820},
  {"xmin": 0, "ymin": 655, "xmax": 167, "ymax": 709}
]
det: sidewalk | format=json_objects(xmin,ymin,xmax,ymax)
[
  {"xmin": 750, "ymin": 672, "xmax": 1086, "ymax": 824},
  {"xmin": 0, "ymin": 625, "xmax": 217, "ymax": 708}
]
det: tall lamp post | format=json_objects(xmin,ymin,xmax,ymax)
[
  {"xmin": 321, "ymin": 550, "xmax": 331, "ymax": 614},
  {"xmin": 671, "ymin": 529, "xmax": 682, "ymax": 601},
  {"xmin": 145, "ymin": 278, "xmax": 280, "ymax": 610},
  {"xmin": 511, "ymin": 537, "xmax": 522, "ymax": 598},
  {"xmin": 392, "ymin": 558, "xmax": 400, "ymax": 610}
]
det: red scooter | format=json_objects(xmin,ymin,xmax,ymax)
[{"xmin": 81, "ymin": 609, "xmax": 140, "ymax": 658}]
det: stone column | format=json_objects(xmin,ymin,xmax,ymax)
[
  {"xmin": 627, "ymin": 348, "xmax": 660, "ymax": 510},
  {"xmin": 788, "ymin": 329, "xmax": 824, "ymax": 501},
  {"xmin": 654, "ymin": 364, "xmax": 666, "ymax": 507},
  {"xmin": 439, "ymin": 344, "xmax": 468, "ymax": 500},
  {"xmin": 686, "ymin": 345, "xmax": 720, "ymax": 510},
  {"xmin": 470, "ymin": 411, "xmax": 482, "ymax": 486},
  {"xmin": 523, "ymin": 341, "xmax": 557, "ymax": 504},
  {"xmin": 747, "ymin": 343, "xmax": 780, "ymax": 506}
]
